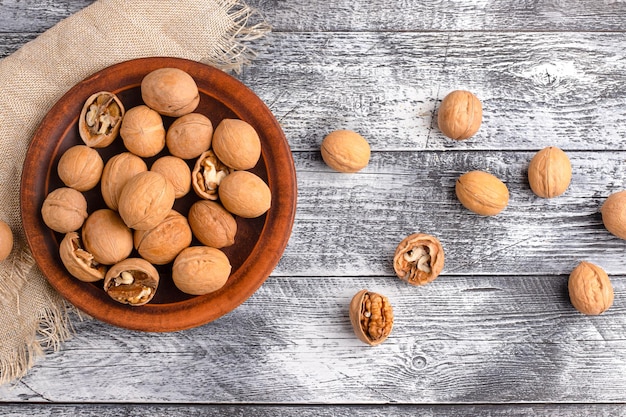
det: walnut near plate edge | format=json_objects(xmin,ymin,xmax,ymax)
[{"xmin": 20, "ymin": 57, "xmax": 297, "ymax": 332}]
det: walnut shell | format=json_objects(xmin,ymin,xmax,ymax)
[
  {"xmin": 212, "ymin": 119, "xmax": 261, "ymax": 170},
  {"xmin": 349, "ymin": 289, "xmax": 394, "ymax": 346},
  {"xmin": 120, "ymin": 105, "xmax": 165, "ymax": 158},
  {"xmin": 100, "ymin": 152, "xmax": 148, "ymax": 211},
  {"xmin": 104, "ymin": 258, "xmax": 159, "ymax": 306},
  {"xmin": 455, "ymin": 170, "xmax": 509, "ymax": 216},
  {"xmin": 166, "ymin": 113, "xmax": 213, "ymax": 159},
  {"xmin": 218, "ymin": 171, "xmax": 271, "ymax": 218},
  {"xmin": 118, "ymin": 171, "xmax": 176, "ymax": 231},
  {"xmin": 41, "ymin": 187, "xmax": 88, "ymax": 233},
  {"xmin": 82, "ymin": 209, "xmax": 133, "ymax": 265},
  {"xmin": 57, "ymin": 145, "xmax": 104, "ymax": 192},
  {"xmin": 393, "ymin": 233, "xmax": 445, "ymax": 285},
  {"xmin": 528, "ymin": 147, "xmax": 572, "ymax": 198},
  {"xmin": 141, "ymin": 68, "xmax": 199, "ymax": 117},
  {"xmin": 437, "ymin": 90, "xmax": 482, "ymax": 140},
  {"xmin": 59, "ymin": 232, "xmax": 107, "ymax": 282},
  {"xmin": 601, "ymin": 190, "xmax": 626, "ymax": 239},
  {"xmin": 0, "ymin": 220, "xmax": 13, "ymax": 262},
  {"xmin": 78, "ymin": 91, "xmax": 124, "ymax": 148},
  {"xmin": 133, "ymin": 210, "xmax": 192, "ymax": 265},
  {"xmin": 172, "ymin": 246, "xmax": 231, "ymax": 295},
  {"xmin": 188, "ymin": 200, "xmax": 237, "ymax": 248},
  {"xmin": 192, "ymin": 150, "xmax": 231, "ymax": 200},
  {"xmin": 320, "ymin": 130, "xmax": 370, "ymax": 173},
  {"xmin": 568, "ymin": 261, "xmax": 614, "ymax": 315},
  {"xmin": 150, "ymin": 156, "xmax": 191, "ymax": 199}
]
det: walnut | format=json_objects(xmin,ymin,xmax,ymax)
[
  {"xmin": 104, "ymin": 258, "xmax": 159, "ymax": 306},
  {"xmin": 141, "ymin": 67, "xmax": 199, "ymax": 117},
  {"xmin": 568, "ymin": 261, "xmax": 614, "ymax": 315},
  {"xmin": 0, "ymin": 220, "xmax": 13, "ymax": 262},
  {"xmin": 166, "ymin": 113, "xmax": 213, "ymax": 160},
  {"xmin": 59, "ymin": 232, "xmax": 107, "ymax": 282},
  {"xmin": 192, "ymin": 150, "xmax": 231, "ymax": 200},
  {"xmin": 57, "ymin": 145, "xmax": 104, "ymax": 192},
  {"xmin": 78, "ymin": 91, "xmax": 124, "ymax": 148},
  {"xmin": 119, "ymin": 105, "xmax": 165, "ymax": 158},
  {"xmin": 41, "ymin": 187, "xmax": 88, "ymax": 233},
  {"xmin": 528, "ymin": 146, "xmax": 572, "ymax": 198},
  {"xmin": 601, "ymin": 190, "xmax": 626, "ymax": 240},
  {"xmin": 393, "ymin": 233, "xmax": 445, "ymax": 285},
  {"xmin": 320, "ymin": 129, "xmax": 370, "ymax": 173},
  {"xmin": 349, "ymin": 289, "xmax": 393, "ymax": 346},
  {"xmin": 133, "ymin": 210, "xmax": 192, "ymax": 265},
  {"xmin": 82, "ymin": 209, "xmax": 133, "ymax": 265},
  {"xmin": 150, "ymin": 156, "xmax": 191, "ymax": 199},
  {"xmin": 118, "ymin": 171, "xmax": 175, "ymax": 231},
  {"xmin": 100, "ymin": 152, "xmax": 148, "ymax": 211},
  {"xmin": 218, "ymin": 171, "xmax": 271, "ymax": 218},
  {"xmin": 212, "ymin": 119, "xmax": 261, "ymax": 170},
  {"xmin": 188, "ymin": 200, "xmax": 237, "ymax": 248},
  {"xmin": 437, "ymin": 90, "xmax": 482, "ymax": 140},
  {"xmin": 455, "ymin": 170, "xmax": 509, "ymax": 216},
  {"xmin": 172, "ymin": 246, "xmax": 232, "ymax": 295}
]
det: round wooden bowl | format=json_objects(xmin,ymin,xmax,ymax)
[{"xmin": 20, "ymin": 57, "xmax": 297, "ymax": 332}]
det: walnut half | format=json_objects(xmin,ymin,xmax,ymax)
[
  {"xmin": 349, "ymin": 289, "xmax": 393, "ymax": 346},
  {"xmin": 104, "ymin": 258, "xmax": 159, "ymax": 306},
  {"xmin": 393, "ymin": 233, "xmax": 445, "ymax": 285}
]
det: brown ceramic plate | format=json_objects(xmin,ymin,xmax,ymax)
[{"xmin": 20, "ymin": 57, "xmax": 297, "ymax": 332}]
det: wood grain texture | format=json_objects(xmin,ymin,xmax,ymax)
[
  {"xmin": 0, "ymin": 0, "xmax": 94, "ymax": 33},
  {"xmin": 0, "ymin": 275, "xmax": 625, "ymax": 403}
]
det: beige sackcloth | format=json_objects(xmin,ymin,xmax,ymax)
[{"xmin": 0, "ymin": 0, "xmax": 269, "ymax": 385}]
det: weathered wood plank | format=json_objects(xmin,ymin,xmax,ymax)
[
  {"xmin": 2, "ymin": 403, "xmax": 626, "ymax": 417},
  {"xmin": 275, "ymin": 150, "xmax": 626, "ymax": 277},
  {"xmin": 242, "ymin": 31, "xmax": 626, "ymax": 152},
  {"xmin": 0, "ymin": 275, "xmax": 624, "ymax": 403},
  {"xmin": 0, "ymin": 1, "xmax": 94, "ymax": 33}
]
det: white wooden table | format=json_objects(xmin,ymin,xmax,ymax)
[{"xmin": 2, "ymin": 1, "xmax": 626, "ymax": 415}]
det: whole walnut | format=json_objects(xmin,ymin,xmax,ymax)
[
  {"xmin": 172, "ymin": 246, "xmax": 232, "ymax": 295},
  {"xmin": 82, "ymin": 209, "xmax": 133, "ymax": 265},
  {"xmin": 601, "ymin": 190, "xmax": 626, "ymax": 240},
  {"xmin": 212, "ymin": 119, "xmax": 261, "ymax": 170},
  {"xmin": 166, "ymin": 113, "xmax": 213, "ymax": 159},
  {"xmin": 118, "ymin": 171, "xmax": 175, "ymax": 230},
  {"xmin": 528, "ymin": 147, "xmax": 572, "ymax": 198},
  {"xmin": 320, "ymin": 130, "xmax": 370, "ymax": 173},
  {"xmin": 0, "ymin": 220, "xmax": 13, "ymax": 262},
  {"xmin": 57, "ymin": 145, "xmax": 104, "ymax": 192},
  {"xmin": 437, "ymin": 90, "xmax": 482, "ymax": 140},
  {"xmin": 568, "ymin": 261, "xmax": 614, "ymax": 315},
  {"xmin": 101, "ymin": 152, "xmax": 148, "ymax": 211},
  {"xmin": 150, "ymin": 156, "xmax": 191, "ymax": 198},
  {"xmin": 188, "ymin": 200, "xmax": 237, "ymax": 248},
  {"xmin": 141, "ymin": 68, "xmax": 199, "ymax": 117},
  {"xmin": 455, "ymin": 170, "xmax": 509, "ymax": 216},
  {"xmin": 218, "ymin": 170, "xmax": 271, "ymax": 218},
  {"xmin": 120, "ymin": 105, "xmax": 165, "ymax": 158},
  {"xmin": 133, "ymin": 210, "xmax": 192, "ymax": 265},
  {"xmin": 41, "ymin": 187, "xmax": 88, "ymax": 233}
]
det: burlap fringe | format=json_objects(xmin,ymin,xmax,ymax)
[{"xmin": 207, "ymin": 0, "xmax": 271, "ymax": 73}]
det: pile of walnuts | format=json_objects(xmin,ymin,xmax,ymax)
[{"xmin": 41, "ymin": 67, "xmax": 271, "ymax": 306}]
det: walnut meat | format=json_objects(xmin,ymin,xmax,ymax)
[
  {"xmin": 59, "ymin": 232, "xmax": 107, "ymax": 282},
  {"xmin": 118, "ymin": 171, "xmax": 175, "ymax": 231},
  {"xmin": 393, "ymin": 233, "xmax": 445, "ymax": 285},
  {"xmin": 166, "ymin": 113, "xmax": 213, "ymax": 159},
  {"xmin": 133, "ymin": 210, "xmax": 192, "ymax": 265},
  {"xmin": 141, "ymin": 68, "xmax": 199, "ymax": 117},
  {"xmin": 568, "ymin": 261, "xmax": 614, "ymax": 315},
  {"xmin": 437, "ymin": 90, "xmax": 482, "ymax": 140},
  {"xmin": 120, "ymin": 105, "xmax": 165, "ymax": 158},
  {"xmin": 173, "ymin": 246, "xmax": 232, "ymax": 295},
  {"xmin": 150, "ymin": 156, "xmax": 191, "ymax": 199},
  {"xmin": 212, "ymin": 119, "xmax": 261, "ymax": 170},
  {"xmin": 192, "ymin": 150, "xmax": 231, "ymax": 200},
  {"xmin": 41, "ymin": 187, "xmax": 88, "ymax": 233},
  {"xmin": 57, "ymin": 145, "xmax": 104, "ymax": 192},
  {"xmin": 528, "ymin": 146, "xmax": 572, "ymax": 198},
  {"xmin": 601, "ymin": 190, "xmax": 626, "ymax": 240},
  {"xmin": 320, "ymin": 130, "xmax": 370, "ymax": 173},
  {"xmin": 0, "ymin": 220, "xmax": 13, "ymax": 262},
  {"xmin": 188, "ymin": 200, "xmax": 237, "ymax": 248},
  {"xmin": 78, "ymin": 91, "xmax": 124, "ymax": 148},
  {"xmin": 455, "ymin": 170, "xmax": 509, "ymax": 216},
  {"xmin": 82, "ymin": 209, "xmax": 133, "ymax": 265},
  {"xmin": 349, "ymin": 289, "xmax": 393, "ymax": 346},
  {"xmin": 100, "ymin": 152, "xmax": 148, "ymax": 211},
  {"xmin": 104, "ymin": 258, "xmax": 159, "ymax": 306},
  {"xmin": 218, "ymin": 170, "xmax": 271, "ymax": 218}
]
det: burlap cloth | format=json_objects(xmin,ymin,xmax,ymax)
[{"xmin": 0, "ymin": 0, "xmax": 269, "ymax": 385}]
